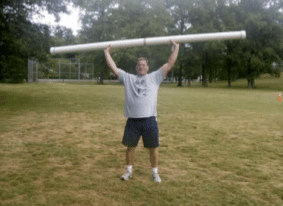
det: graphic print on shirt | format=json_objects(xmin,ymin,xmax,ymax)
[{"xmin": 135, "ymin": 78, "xmax": 148, "ymax": 97}]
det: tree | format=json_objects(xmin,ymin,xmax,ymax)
[
  {"xmin": 187, "ymin": 0, "xmax": 224, "ymax": 87},
  {"xmin": 73, "ymin": 0, "xmax": 121, "ymax": 84},
  {"xmin": 71, "ymin": 0, "xmax": 283, "ymax": 88},
  {"xmin": 51, "ymin": 25, "xmax": 78, "ymax": 59},
  {"xmin": 238, "ymin": 1, "xmax": 283, "ymax": 88},
  {"xmin": 165, "ymin": 0, "xmax": 193, "ymax": 87},
  {"xmin": 182, "ymin": 47, "xmax": 202, "ymax": 87},
  {"xmin": 74, "ymin": 0, "xmax": 171, "ymax": 84},
  {"xmin": 216, "ymin": 2, "xmax": 245, "ymax": 87},
  {"xmin": 0, "ymin": 0, "xmax": 72, "ymax": 83},
  {"xmin": 188, "ymin": 0, "xmax": 283, "ymax": 88}
]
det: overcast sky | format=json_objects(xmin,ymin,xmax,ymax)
[{"xmin": 32, "ymin": 3, "xmax": 81, "ymax": 36}]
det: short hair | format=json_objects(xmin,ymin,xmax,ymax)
[{"xmin": 137, "ymin": 57, "xmax": 148, "ymax": 65}]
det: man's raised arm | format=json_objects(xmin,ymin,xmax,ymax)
[
  {"xmin": 104, "ymin": 45, "xmax": 119, "ymax": 76},
  {"xmin": 161, "ymin": 40, "xmax": 180, "ymax": 77}
]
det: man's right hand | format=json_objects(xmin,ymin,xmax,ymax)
[
  {"xmin": 104, "ymin": 45, "xmax": 112, "ymax": 53},
  {"xmin": 104, "ymin": 44, "xmax": 119, "ymax": 76}
]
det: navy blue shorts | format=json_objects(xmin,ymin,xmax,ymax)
[{"xmin": 122, "ymin": 117, "xmax": 159, "ymax": 148}]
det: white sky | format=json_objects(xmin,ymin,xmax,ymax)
[{"xmin": 32, "ymin": 3, "xmax": 81, "ymax": 36}]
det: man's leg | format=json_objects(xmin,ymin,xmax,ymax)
[
  {"xmin": 142, "ymin": 117, "xmax": 161, "ymax": 182},
  {"xmin": 121, "ymin": 147, "xmax": 136, "ymax": 181},
  {"xmin": 149, "ymin": 147, "xmax": 161, "ymax": 183},
  {"xmin": 149, "ymin": 147, "xmax": 158, "ymax": 168},
  {"xmin": 126, "ymin": 147, "xmax": 136, "ymax": 165},
  {"xmin": 121, "ymin": 118, "xmax": 142, "ymax": 181}
]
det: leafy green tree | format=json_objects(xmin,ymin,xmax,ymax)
[
  {"xmin": 211, "ymin": 0, "xmax": 283, "ymax": 88},
  {"xmin": 74, "ymin": 0, "xmax": 171, "ymax": 84},
  {"xmin": 187, "ymin": 0, "xmax": 224, "ymax": 87},
  {"xmin": 165, "ymin": 0, "xmax": 193, "ymax": 87},
  {"xmin": 51, "ymin": 25, "xmax": 78, "ymax": 59},
  {"xmin": 182, "ymin": 47, "xmax": 202, "ymax": 86},
  {"xmin": 72, "ymin": 0, "xmax": 283, "ymax": 88},
  {"xmin": 0, "ymin": 0, "xmax": 72, "ymax": 83},
  {"xmin": 109, "ymin": 0, "xmax": 171, "ymax": 71},
  {"xmin": 188, "ymin": 0, "xmax": 283, "ymax": 88},
  {"xmin": 216, "ymin": 2, "xmax": 245, "ymax": 87},
  {"xmin": 221, "ymin": 41, "xmax": 242, "ymax": 87},
  {"xmin": 73, "ymin": 0, "xmax": 119, "ymax": 84},
  {"xmin": 238, "ymin": 1, "xmax": 283, "ymax": 88}
]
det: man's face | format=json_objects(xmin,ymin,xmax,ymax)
[{"xmin": 136, "ymin": 60, "xmax": 149, "ymax": 76}]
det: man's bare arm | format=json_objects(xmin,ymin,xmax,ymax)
[
  {"xmin": 104, "ymin": 45, "xmax": 119, "ymax": 76},
  {"xmin": 161, "ymin": 40, "xmax": 180, "ymax": 77}
]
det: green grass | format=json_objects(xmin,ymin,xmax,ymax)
[{"xmin": 0, "ymin": 74, "xmax": 282, "ymax": 206}]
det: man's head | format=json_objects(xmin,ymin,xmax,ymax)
[{"xmin": 136, "ymin": 57, "xmax": 149, "ymax": 76}]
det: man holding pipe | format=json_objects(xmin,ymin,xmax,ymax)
[{"xmin": 104, "ymin": 40, "xmax": 179, "ymax": 183}]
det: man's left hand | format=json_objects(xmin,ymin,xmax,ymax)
[{"xmin": 170, "ymin": 40, "xmax": 180, "ymax": 49}]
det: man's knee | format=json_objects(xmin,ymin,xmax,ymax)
[
  {"xmin": 127, "ymin": 147, "xmax": 136, "ymax": 152},
  {"xmin": 148, "ymin": 147, "xmax": 158, "ymax": 154}
]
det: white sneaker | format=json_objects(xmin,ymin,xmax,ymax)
[
  {"xmin": 152, "ymin": 173, "xmax": 162, "ymax": 183},
  {"xmin": 121, "ymin": 170, "xmax": 132, "ymax": 180}
]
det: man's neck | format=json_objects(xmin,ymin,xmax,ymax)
[{"xmin": 137, "ymin": 73, "xmax": 147, "ymax": 77}]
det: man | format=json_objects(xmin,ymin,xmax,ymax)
[{"xmin": 104, "ymin": 40, "xmax": 179, "ymax": 183}]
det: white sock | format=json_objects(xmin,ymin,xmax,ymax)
[
  {"xmin": 127, "ymin": 165, "xmax": 132, "ymax": 173},
  {"xmin": 152, "ymin": 167, "xmax": 158, "ymax": 174}
]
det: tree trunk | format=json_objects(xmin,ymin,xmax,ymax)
[
  {"xmin": 247, "ymin": 58, "xmax": 255, "ymax": 88},
  {"xmin": 99, "ymin": 73, "xmax": 104, "ymax": 84},
  {"xmin": 177, "ymin": 64, "xmax": 183, "ymax": 87},
  {"xmin": 0, "ymin": 67, "xmax": 3, "ymax": 82},
  {"xmin": 227, "ymin": 60, "xmax": 231, "ymax": 87},
  {"xmin": 248, "ymin": 78, "xmax": 255, "ymax": 88},
  {"xmin": 209, "ymin": 66, "xmax": 213, "ymax": 83},
  {"xmin": 177, "ymin": 12, "xmax": 185, "ymax": 87},
  {"xmin": 187, "ymin": 71, "xmax": 191, "ymax": 87},
  {"xmin": 226, "ymin": 42, "xmax": 233, "ymax": 87},
  {"xmin": 202, "ymin": 52, "xmax": 208, "ymax": 87},
  {"xmin": 202, "ymin": 63, "xmax": 208, "ymax": 87},
  {"xmin": 248, "ymin": 79, "xmax": 251, "ymax": 88}
]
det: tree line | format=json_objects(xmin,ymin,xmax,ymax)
[{"xmin": 1, "ymin": 0, "xmax": 283, "ymax": 87}]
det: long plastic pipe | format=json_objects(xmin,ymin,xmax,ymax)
[{"xmin": 50, "ymin": 30, "xmax": 246, "ymax": 54}]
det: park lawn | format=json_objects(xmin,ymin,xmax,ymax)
[{"xmin": 0, "ymin": 75, "xmax": 282, "ymax": 206}]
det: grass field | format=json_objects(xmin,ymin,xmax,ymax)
[{"xmin": 0, "ymin": 74, "xmax": 283, "ymax": 206}]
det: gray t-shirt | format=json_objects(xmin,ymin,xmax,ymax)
[{"xmin": 118, "ymin": 68, "xmax": 165, "ymax": 118}]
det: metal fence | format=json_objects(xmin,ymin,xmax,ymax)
[
  {"xmin": 28, "ymin": 58, "xmax": 95, "ymax": 83},
  {"xmin": 28, "ymin": 58, "xmax": 38, "ymax": 83}
]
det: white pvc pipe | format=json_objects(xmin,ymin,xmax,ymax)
[{"xmin": 50, "ymin": 31, "xmax": 246, "ymax": 54}]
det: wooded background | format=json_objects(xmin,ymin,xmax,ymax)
[{"xmin": 1, "ymin": 0, "xmax": 283, "ymax": 87}]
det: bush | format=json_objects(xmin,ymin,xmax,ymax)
[{"xmin": 0, "ymin": 56, "xmax": 27, "ymax": 83}]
